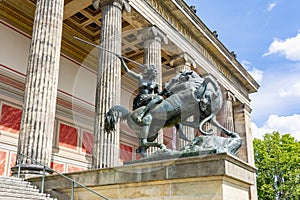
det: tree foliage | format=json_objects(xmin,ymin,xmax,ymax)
[{"xmin": 253, "ymin": 132, "xmax": 300, "ymax": 200}]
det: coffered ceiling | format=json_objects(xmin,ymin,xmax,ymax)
[
  {"xmin": 0, "ymin": 0, "xmax": 259, "ymax": 94},
  {"xmin": 0, "ymin": 0, "xmax": 176, "ymax": 74}
]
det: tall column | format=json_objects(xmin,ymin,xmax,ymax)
[
  {"xmin": 233, "ymin": 102, "xmax": 254, "ymax": 165},
  {"xmin": 137, "ymin": 26, "xmax": 168, "ymax": 89},
  {"xmin": 137, "ymin": 26, "xmax": 168, "ymax": 152},
  {"xmin": 224, "ymin": 91, "xmax": 235, "ymax": 132},
  {"xmin": 170, "ymin": 52, "xmax": 196, "ymax": 73},
  {"xmin": 233, "ymin": 102, "xmax": 257, "ymax": 200},
  {"xmin": 170, "ymin": 53, "xmax": 196, "ymax": 149},
  {"xmin": 12, "ymin": 0, "xmax": 64, "ymax": 176},
  {"xmin": 92, "ymin": 0, "xmax": 130, "ymax": 169}
]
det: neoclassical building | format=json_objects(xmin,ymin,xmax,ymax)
[{"xmin": 0, "ymin": 0, "xmax": 258, "ymax": 185}]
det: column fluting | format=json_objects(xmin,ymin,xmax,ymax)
[{"xmin": 13, "ymin": 0, "xmax": 64, "ymax": 176}]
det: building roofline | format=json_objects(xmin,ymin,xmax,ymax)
[{"xmin": 172, "ymin": 0, "xmax": 260, "ymax": 93}]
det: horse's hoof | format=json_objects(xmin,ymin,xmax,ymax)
[{"xmin": 141, "ymin": 153, "xmax": 147, "ymax": 158}]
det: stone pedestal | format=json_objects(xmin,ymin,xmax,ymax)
[{"xmin": 29, "ymin": 153, "xmax": 257, "ymax": 200}]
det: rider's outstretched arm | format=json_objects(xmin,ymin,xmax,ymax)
[{"xmin": 119, "ymin": 57, "xmax": 142, "ymax": 80}]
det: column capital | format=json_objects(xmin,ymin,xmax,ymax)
[
  {"xmin": 137, "ymin": 26, "xmax": 168, "ymax": 45},
  {"xmin": 93, "ymin": 0, "xmax": 131, "ymax": 12},
  {"xmin": 170, "ymin": 52, "xmax": 196, "ymax": 72},
  {"xmin": 234, "ymin": 102, "xmax": 252, "ymax": 113},
  {"xmin": 226, "ymin": 90, "xmax": 236, "ymax": 101}
]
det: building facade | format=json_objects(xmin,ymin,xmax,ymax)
[{"xmin": 0, "ymin": 0, "xmax": 258, "ymax": 179}]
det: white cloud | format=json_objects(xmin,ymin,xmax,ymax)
[
  {"xmin": 279, "ymin": 81, "xmax": 300, "ymax": 97},
  {"xmin": 264, "ymin": 33, "xmax": 300, "ymax": 61},
  {"xmin": 252, "ymin": 114, "xmax": 300, "ymax": 141},
  {"xmin": 241, "ymin": 60, "xmax": 263, "ymax": 83},
  {"xmin": 266, "ymin": 2, "xmax": 277, "ymax": 12},
  {"xmin": 248, "ymin": 68, "xmax": 263, "ymax": 83}
]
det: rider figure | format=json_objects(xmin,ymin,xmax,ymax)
[
  {"xmin": 118, "ymin": 56, "xmax": 164, "ymax": 115},
  {"xmin": 135, "ymin": 70, "xmax": 208, "ymax": 123},
  {"xmin": 118, "ymin": 56, "xmax": 190, "ymax": 144}
]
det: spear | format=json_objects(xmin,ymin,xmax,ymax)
[{"xmin": 73, "ymin": 36, "xmax": 144, "ymax": 68}]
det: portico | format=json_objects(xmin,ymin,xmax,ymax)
[{"xmin": 0, "ymin": 0, "xmax": 258, "ymax": 182}]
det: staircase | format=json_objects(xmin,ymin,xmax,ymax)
[{"xmin": 0, "ymin": 176, "xmax": 57, "ymax": 200}]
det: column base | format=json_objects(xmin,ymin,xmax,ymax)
[{"xmin": 11, "ymin": 164, "xmax": 53, "ymax": 178}]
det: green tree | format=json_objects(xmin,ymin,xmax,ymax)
[{"xmin": 253, "ymin": 132, "xmax": 300, "ymax": 200}]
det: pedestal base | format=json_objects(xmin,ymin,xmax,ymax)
[
  {"xmin": 11, "ymin": 164, "xmax": 52, "ymax": 178},
  {"xmin": 28, "ymin": 153, "xmax": 257, "ymax": 200}
]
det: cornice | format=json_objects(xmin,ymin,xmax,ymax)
[
  {"xmin": 173, "ymin": 0, "xmax": 259, "ymax": 93},
  {"xmin": 0, "ymin": 1, "xmax": 33, "ymax": 36},
  {"xmin": 145, "ymin": 0, "xmax": 259, "ymax": 94}
]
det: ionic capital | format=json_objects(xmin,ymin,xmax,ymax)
[
  {"xmin": 137, "ymin": 26, "xmax": 168, "ymax": 45},
  {"xmin": 93, "ymin": 0, "xmax": 131, "ymax": 12},
  {"xmin": 170, "ymin": 52, "xmax": 196, "ymax": 71},
  {"xmin": 226, "ymin": 90, "xmax": 236, "ymax": 101}
]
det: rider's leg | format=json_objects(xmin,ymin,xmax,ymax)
[{"xmin": 137, "ymin": 96, "xmax": 164, "ymax": 122}]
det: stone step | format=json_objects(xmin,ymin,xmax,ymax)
[
  {"xmin": 0, "ymin": 179, "xmax": 37, "ymax": 189},
  {"xmin": 0, "ymin": 186, "xmax": 40, "ymax": 194},
  {"xmin": 0, "ymin": 198, "xmax": 53, "ymax": 200},
  {"xmin": 0, "ymin": 191, "xmax": 49, "ymax": 199},
  {"xmin": 0, "ymin": 176, "xmax": 31, "ymax": 183},
  {"xmin": 0, "ymin": 176, "xmax": 26, "ymax": 183},
  {"xmin": 0, "ymin": 191, "xmax": 56, "ymax": 200},
  {"xmin": 0, "ymin": 176, "xmax": 57, "ymax": 200}
]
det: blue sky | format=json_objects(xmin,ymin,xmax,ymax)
[{"xmin": 185, "ymin": 0, "xmax": 300, "ymax": 140}]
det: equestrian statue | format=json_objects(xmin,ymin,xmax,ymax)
[
  {"xmin": 72, "ymin": 37, "xmax": 241, "ymax": 159},
  {"xmin": 105, "ymin": 69, "xmax": 240, "ymax": 158}
]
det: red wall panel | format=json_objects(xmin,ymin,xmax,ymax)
[
  {"xmin": 50, "ymin": 161, "xmax": 65, "ymax": 173},
  {"xmin": 67, "ymin": 165, "xmax": 85, "ymax": 173},
  {"xmin": 0, "ymin": 104, "xmax": 22, "ymax": 134},
  {"xmin": 0, "ymin": 151, "xmax": 7, "ymax": 176},
  {"xmin": 82, "ymin": 131, "xmax": 93, "ymax": 154},
  {"xmin": 58, "ymin": 123, "xmax": 78, "ymax": 150},
  {"xmin": 120, "ymin": 144, "xmax": 133, "ymax": 162},
  {"xmin": 9, "ymin": 153, "xmax": 16, "ymax": 175}
]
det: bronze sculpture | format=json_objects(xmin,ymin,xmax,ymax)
[
  {"xmin": 117, "ymin": 56, "xmax": 190, "ymax": 155},
  {"xmin": 72, "ymin": 37, "xmax": 242, "ymax": 160},
  {"xmin": 105, "ymin": 70, "xmax": 241, "ymax": 158}
]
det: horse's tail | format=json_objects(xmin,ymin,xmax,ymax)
[
  {"xmin": 198, "ymin": 113, "xmax": 215, "ymax": 135},
  {"xmin": 203, "ymin": 74, "xmax": 223, "ymax": 112},
  {"xmin": 104, "ymin": 105, "xmax": 130, "ymax": 134}
]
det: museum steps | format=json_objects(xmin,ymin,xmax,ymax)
[{"xmin": 0, "ymin": 176, "xmax": 57, "ymax": 200}]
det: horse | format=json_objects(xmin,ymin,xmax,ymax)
[{"xmin": 104, "ymin": 71, "xmax": 236, "ymax": 157}]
